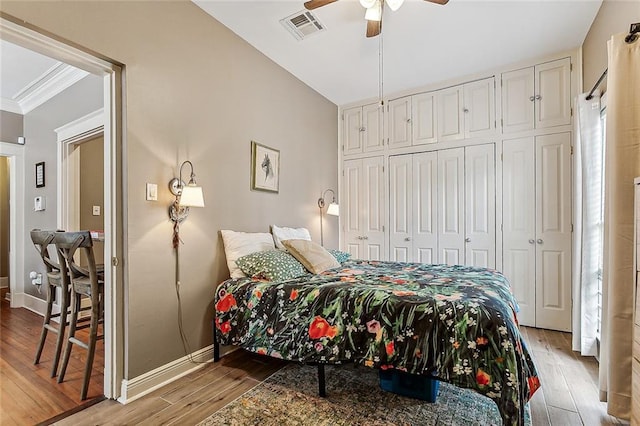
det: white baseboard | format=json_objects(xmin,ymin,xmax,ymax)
[
  {"xmin": 17, "ymin": 292, "xmax": 48, "ymax": 316},
  {"xmin": 0, "ymin": 277, "xmax": 8, "ymax": 288},
  {"xmin": 13, "ymin": 291, "xmax": 92, "ymax": 321},
  {"xmin": 117, "ymin": 345, "xmax": 214, "ymax": 404}
]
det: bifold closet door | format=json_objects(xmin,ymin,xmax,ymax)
[
  {"xmin": 502, "ymin": 133, "xmax": 571, "ymax": 330},
  {"xmin": 502, "ymin": 137, "xmax": 536, "ymax": 327},
  {"xmin": 343, "ymin": 157, "xmax": 385, "ymax": 261},
  {"xmin": 389, "ymin": 155, "xmax": 412, "ymax": 262},
  {"xmin": 464, "ymin": 144, "xmax": 496, "ymax": 268},
  {"xmin": 343, "ymin": 159, "xmax": 363, "ymax": 259},
  {"xmin": 535, "ymin": 132, "xmax": 571, "ymax": 331},
  {"xmin": 413, "ymin": 152, "xmax": 438, "ymax": 263},
  {"xmin": 438, "ymin": 148, "xmax": 465, "ymax": 265}
]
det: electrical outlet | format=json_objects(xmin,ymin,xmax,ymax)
[{"xmin": 92, "ymin": 205, "xmax": 101, "ymax": 216}]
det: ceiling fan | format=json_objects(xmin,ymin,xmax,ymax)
[{"xmin": 303, "ymin": 0, "xmax": 449, "ymax": 38}]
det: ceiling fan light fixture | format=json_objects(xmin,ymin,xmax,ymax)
[
  {"xmin": 359, "ymin": 0, "xmax": 377, "ymax": 8},
  {"xmin": 386, "ymin": 0, "xmax": 405, "ymax": 11},
  {"xmin": 364, "ymin": 0, "xmax": 382, "ymax": 21}
]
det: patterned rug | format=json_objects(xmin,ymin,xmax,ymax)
[{"xmin": 197, "ymin": 363, "xmax": 531, "ymax": 426}]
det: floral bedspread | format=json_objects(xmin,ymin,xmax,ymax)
[{"xmin": 214, "ymin": 260, "xmax": 540, "ymax": 425}]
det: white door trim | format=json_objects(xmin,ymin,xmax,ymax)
[
  {"xmin": 0, "ymin": 16, "xmax": 124, "ymax": 401},
  {"xmin": 55, "ymin": 108, "xmax": 104, "ymax": 232},
  {"xmin": 0, "ymin": 142, "xmax": 25, "ymax": 308}
]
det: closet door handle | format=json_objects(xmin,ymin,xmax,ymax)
[
  {"xmin": 406, "ymin": 118, "xmax": 412, "ymax": 123},
  {"xmin": 535, "ymin": 95, "xmax": 542, "ymax": 100},
  {"xmin": 537, "ymin": 239, "xmax": 544, "ymax": 244},
  {"xmin": 529, "ymin": 96, "xmax": 536, "ymax": 102},
  {"xmin": 465, "ymin": 237, "xmax": 471, "ymax": 243},
  {"xmin": 528, "ymin": 239, "xmax": 535, "ymax": 244},
  {"xmin": 363, "ymin": 236, "xmax": 369, "ymax": 240},
  {"xmin": 405, "ymin": 237, "xmax": 412, "ymax": 242},
  {"xmin": 463, "ymin": 108, "xmax": 469, "ymax": 113}
]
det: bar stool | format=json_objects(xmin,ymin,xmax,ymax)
[
  {"xmin": 54, "ymin": 231, "xmax": 104, "ymax": 400},
  {"xmin": 30, "ymin": 229, "xmax": 70, "ymax": 377}
]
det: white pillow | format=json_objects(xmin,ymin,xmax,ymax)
[
  {"xmin": 271, "ymin": 225, "xmax": 311, "ymax": 251},
  {"xmin": 220, "ymin": 230, "xmax": 275, "ymax": 278}
]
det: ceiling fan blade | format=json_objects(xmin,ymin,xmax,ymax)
[
  {"xmin": 304, "ymin": 0, "xmax": 339, "ymax": 10},
  {"xmin": 424, "ymin": 0, "xmax": 449, "ymax": 4},
  {"xmin": 366, "ymin": 19, "xmax": 382, "ymax": 38}
]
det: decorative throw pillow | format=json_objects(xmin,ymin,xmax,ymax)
[
  {"xmin": 236, "ymin": 250, "xmax": 307, "ymax": 282},
  {"xmin": 271, "ymin": 225, "xmax": 311, "ymax": 251},
  {"xmin": 282, "ymin": 239, "xmax": 340, "ymax": 274},
  {"xmin": 328, "ymin": 249, "xmax": 351, "ymax": 264},
  {"xmin": 220, "ymin": 230, "xmax": 276, "ymax": 279}
]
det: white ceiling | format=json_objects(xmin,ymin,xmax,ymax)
[
  {"xmin": 0, "ymin": 39, "xmax": 89, "ymax": 114},
  {"xmin": 194, "ymin": 0, "xmax": 603, "ymax": 106}
]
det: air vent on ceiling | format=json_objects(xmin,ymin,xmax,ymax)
[{"xmin": 280, "ymin": 10, "xmax": 325, "ymax": 41}]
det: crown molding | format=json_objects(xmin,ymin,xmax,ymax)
[
  {"xmin": 0, "ymin": 61, "xmax": 90, "ymax": 115},
  {"xmin": 0, "ymin": 98, "xmax": 22, "ymax": 114}
]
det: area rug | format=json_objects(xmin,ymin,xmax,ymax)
[{"xmin": 197, "ymin": 363, "xmax": 530, "ymax": 426}]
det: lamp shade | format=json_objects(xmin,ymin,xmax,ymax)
[
  {"xmin": 364, "ymin": 0, "xmax": 382, "ymax": 21},
  {"xmin": 179, "ymin": 184, "xmax": 205, "ymax": 207},
  {"xmin": 386, "ymin": 0, "xmax": 405, "ymax": 11},
  {"xmin": 327, "ymin": 202, "xmax": 340, "ymax": 216}
]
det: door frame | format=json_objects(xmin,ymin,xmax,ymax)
[
  {"xmin": 0, "ymin": 15, "xmax": 125, "ymax": 400},
  {"xmin": 0, "ymin": 142, "xmax": 25, "ymax": 308},
  {"xmin": 55, "ymin": 108, "xmax": 104, "ymax": 232}
]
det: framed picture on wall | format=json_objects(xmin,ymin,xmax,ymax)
[
  {"xmin": 35, "ymin": 162, "xmax": 45, "ymax": 188},
  {"xmin": 251, "ymin": 141, "xmax": 280, "ymax": 193}
]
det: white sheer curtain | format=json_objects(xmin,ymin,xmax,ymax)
[
  {"xmin": 572, "ymin": 92, "xmax": 603, "ymax": 356},
  {"xmin": 599, "ymin": 31, "xmax": 640, "ymax": 420}
]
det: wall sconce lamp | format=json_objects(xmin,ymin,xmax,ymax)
[
  {"xmin": 169, "ymin": 160, "xmax": 205, "ymax": 247},
  {"xmin": 318, "ymin": 189, "xmax": 339, "ymax": 246}
]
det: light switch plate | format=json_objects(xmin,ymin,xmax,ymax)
[
  {"xmin": 146, "ymin": 183, "xmax": 158, "ymax": 201},
  {"xmin": 92, "ymin": 205, "xmax": 101, "ymax": 216}
]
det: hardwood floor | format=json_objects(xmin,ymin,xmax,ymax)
[
  {"xmin": 0, "ymin": 295, "xmax": 104, "ymax": 425},
  {"xmin": 44, "ymin": 326, "xmax": 627, "ymax": 426}
]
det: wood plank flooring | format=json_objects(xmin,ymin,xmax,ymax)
[
  {"xmin": 45, "ymin": 326, "xmax": 627, "ymax": 426},
  {"xmin": 0, "ymin": 296, "xmax": 104, "ymax": 425}
]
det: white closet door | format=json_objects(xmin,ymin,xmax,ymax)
[
  {"xmin": 388, "ymin": 97, "xmax": 412, "ymax": 149},
  {"xmin": 389, "ymin": 155, "xmax": 412, "ymax": 262},
  {"xmin": 413, "ymin": 152, "xmax": 438, "ymax": 264},
  {"xmin": 437, "ymin": 87, "xmax": 464, "ymax": 141},
  {"xmin": 464, "ymin": 78, "xmax": 495, "ymax": 139},
  {"xmin": 362, "ymin": 156, "xmax": 385, "ymax": 260},
  {"xmin": 501, "ymin": 67, "xmax": 535, "ymax": 134},
  {"xmin": 363, "ymin": 103, "xmax": 384, "ymax": 153},
  {"xmin": 464, "ymin": 144, "xmax": 495, "ymax": 268},
  {"xmin": 343, "ymin": 159, "xmax": 363, "ymax": 258},
  {"xmin": 535, "ymin": 58, "xmax": 571, "ymax": 129},
  {"xmin": 437, "ymin": 148, "xmax": 465, "ymax": 265},
  {"xmin": 343, "ymin": 107, "xmax": 363, "ymax": 155},
  {"xmin": 502, "ymin": 137, "xmax": 536, "ymax": 327},
  {"xmin": 535, "ymin": 132, "xmax": 572, "ymax": 331},
  {"xmin": 412, "ymin": 92, "xmax": 437, "ymax": 146}
]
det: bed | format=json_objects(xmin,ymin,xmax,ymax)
[{"xmin": 213, "ymin": 255, "xmax": 540, "ymax": 426}]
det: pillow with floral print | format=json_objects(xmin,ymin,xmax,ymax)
[
  {"xmin": 236, "ymin": 250, "xmax": 308, "ymax": 282},
  {"xmin": 328, "ymin": 249, "xmax": 351, "ymax": 264}
]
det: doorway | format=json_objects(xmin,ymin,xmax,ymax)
[
  {"xmin": 0, "ymin": 14, "xmax": 124, "ymax": 410},
  {"xmin": 0, "ymin": 156, "xmax": 9, "ymax": 299}
]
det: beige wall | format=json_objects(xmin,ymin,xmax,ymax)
[
  {"xmin": 0, "ymin": 1, "xmax": 338, "ymax": 378},
  {"xmin": 582, "ymin": 0, "xmax": 640, "ymax": 93},
  {"xmin": 0, "ymin": 156, "xmax": 9, "ymax": 280},
  {"xmin": 79, "ymin": 136, "xmax": 104, "ymax": 266},
  {"xmin": 0, "ymin": 110, "xmax": 23, "ymax": 143}
]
